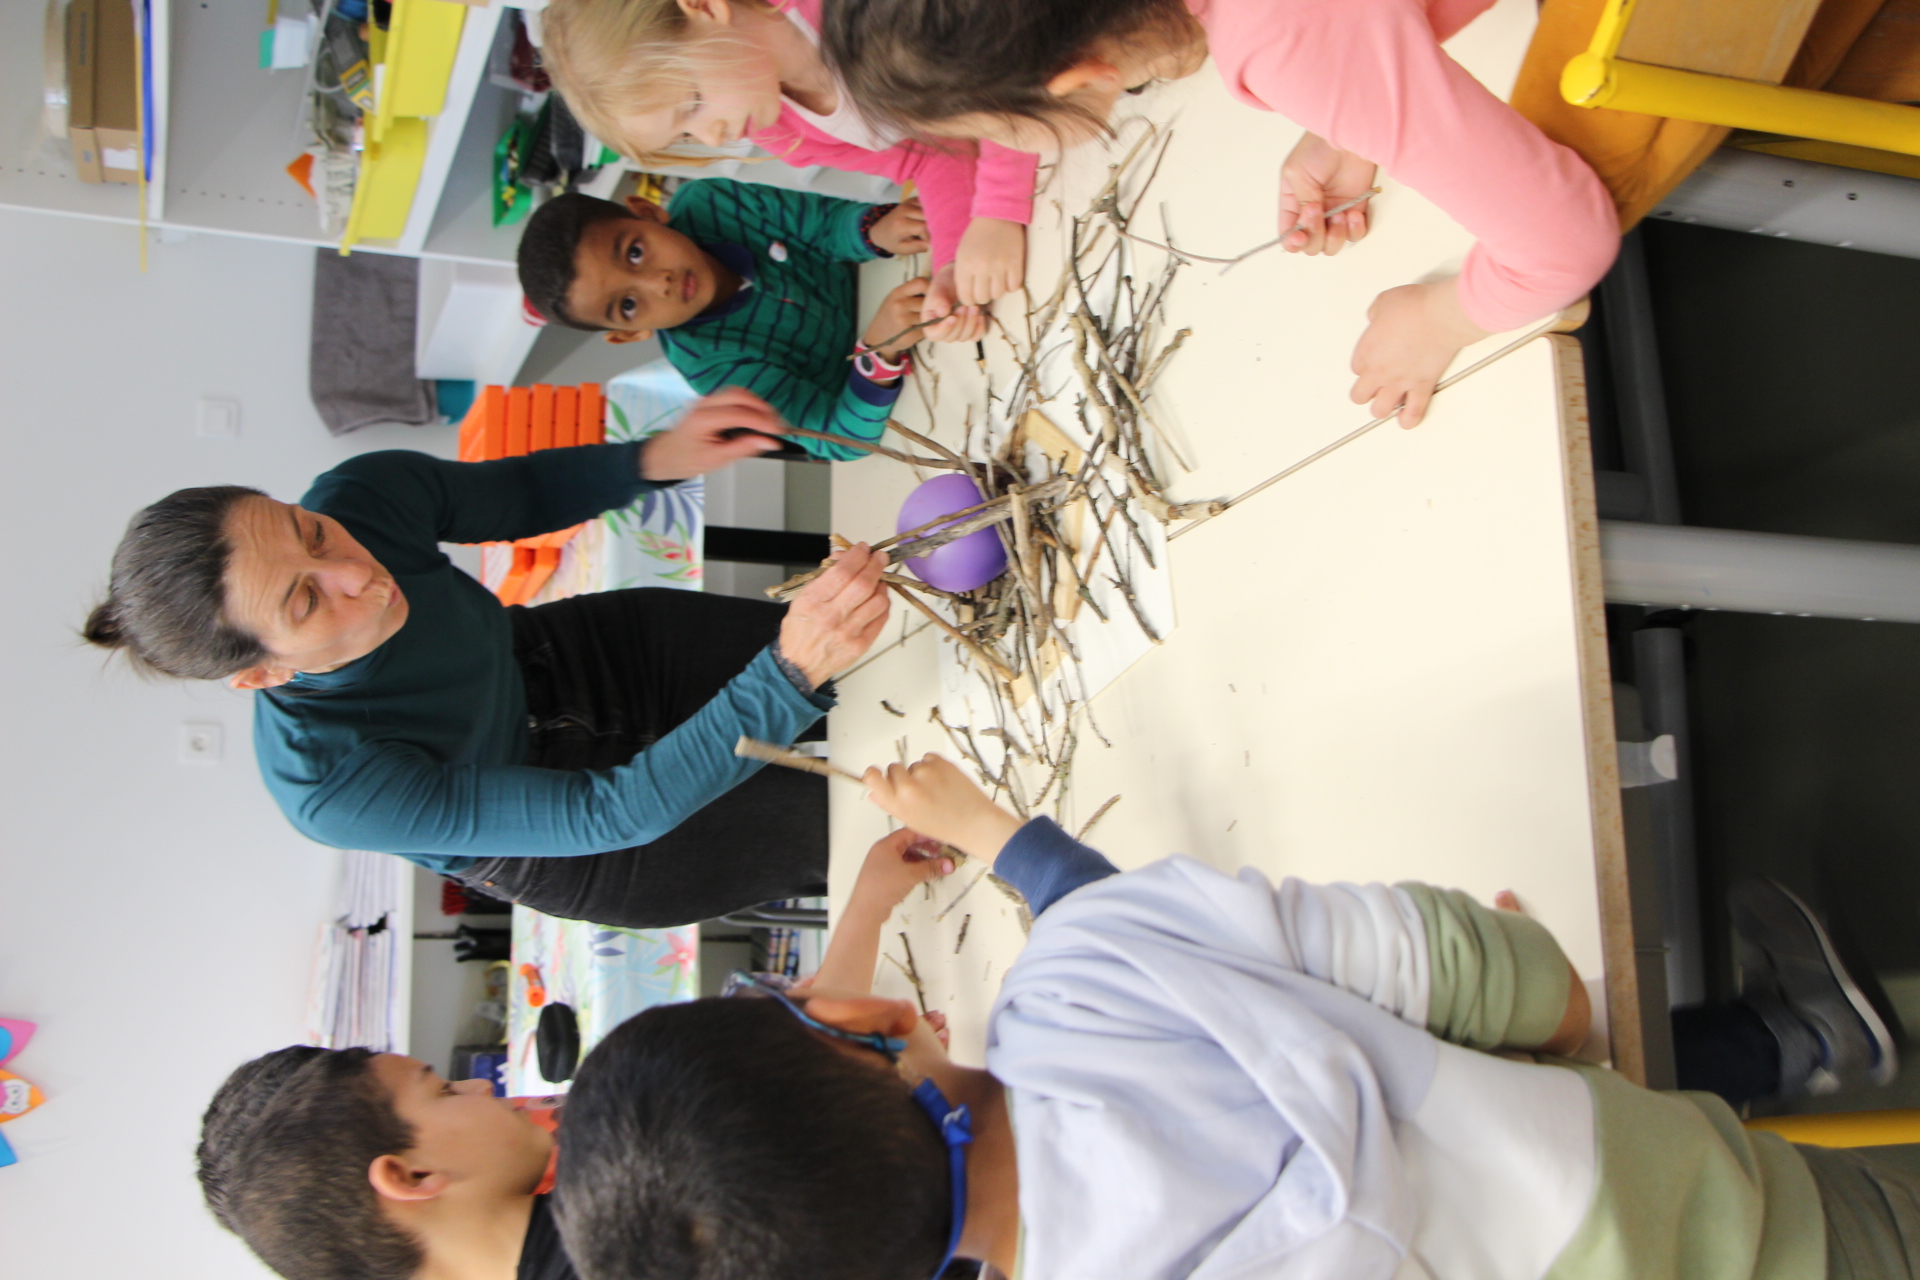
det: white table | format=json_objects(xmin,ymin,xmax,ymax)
[{"xmin": 828, "ymin": 0, "xmax": 1646, "ymax": 1081}]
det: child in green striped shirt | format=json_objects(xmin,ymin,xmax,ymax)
[{"xmin": 519, "ymin": 179, "xmax": 934, "ymax": 461}]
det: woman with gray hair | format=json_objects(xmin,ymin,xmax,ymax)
[{"xmin": 84, "ymin": 388, "xmax": 889, "ymax": 928}]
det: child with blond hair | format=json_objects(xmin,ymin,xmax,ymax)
[{"xmin": 543, "ymin": 0, "xmax": 1037, "ymax": 345}]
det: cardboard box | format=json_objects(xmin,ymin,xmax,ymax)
[
  {"xmin": 66, "ymin": 0, "xmax": 100, "ymax": 183},
  {"xmin": 94, "ymin": 0, "xmax": 142, "ymax": 184},
  {"xmin": 68, "ymin": 0, "xmax": 141, "ymax": 185}
]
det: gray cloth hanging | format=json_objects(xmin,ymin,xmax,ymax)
[{"xmin": 308, "ymin": 249, "xmax": 437, "ymax": 435}]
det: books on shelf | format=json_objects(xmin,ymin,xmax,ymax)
[{"xmin": 305, "ymin": 850, "xmax": 409, "ymax": 1052}]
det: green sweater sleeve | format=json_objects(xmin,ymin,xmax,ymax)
[
  {"xmin": 670, "ymin": 178, "xmax": 877, "ymax": 264},
  {"xmin": 1397, "ymin": 882, "xmax": 1573, "ymax": 1051},
  {"xmin": 289, "ymin": 649, "xmax": 833, "ymax": 857},
  {"xmin": 673, "ymin": 351, "xmax": 896, "ymax": 462},
  {"xmin": 302, "ymin": 444, "xmax": 663, "ymax": 560}
]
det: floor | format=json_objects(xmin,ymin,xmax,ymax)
[{"xmin": 1639, "ymin": 220, "xmax": 1920, "ymax": 1113}]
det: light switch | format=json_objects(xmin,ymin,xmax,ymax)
[
  {"xmin": 197, "ymin": 397, "xmax": 241, "ymax": 439},
  {"xmin": 179, "ymin": 722, "xmax": 224, "ymax": 764}
]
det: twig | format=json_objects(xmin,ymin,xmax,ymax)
[
  {"xmin": 897, "ymin": 932, "xmax": 929, "ymax": 1014},
  {"xmin": 885, "ymin": 418, "xmax": 972, "ymax": 470},
  {"xmin": 954, "ymin": 914, "xmax": 971, "ymax": 954},
  {"xmin": 935, "ymin": 867, "xmax": 992, "ymax": 921},
  {"xmin": 852, "ymin": 314, "xmax": 942, "ymax": 355},
  {"xmin": 1119, "ymin": 188, "xmax": 1381, "ymax": 269},
  {"xmin": 886, "ymin": 580, "xmax": 1016, "ymax": 679},
  {"xmin": 733, "ymin": 737, "xmax": 864, "ymax": 783},
  {"xmin": 1107, "ymin": 572, "xmax": 1162, "ymax": 644},
  {"xmin": 767, "ymin": 476, "xmax": 1071, "ymax": 600},
  {"xmin": 1076, "ymin": 794, "xmax": 1122, "ymax": 841},
  {"xmin": 1169, "ymin": 315, "xmax": 1564, "ymax": 540},
  {"xmin": 766, "ymin": 423, "xmax": 960, "ymax": 469},
  {"xmin": 835, "ymin": 619, "xmax": 932, "ymax": 681}
]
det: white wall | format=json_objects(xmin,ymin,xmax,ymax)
[{"xmin": 0, "ymin": 211, "xmax": 459, "ymax": 1278}]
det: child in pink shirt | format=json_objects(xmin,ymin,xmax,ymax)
[
  {"xmin": 823, "ymin": 0, "xmax": 1620, "ymax": 426},
  {"xmin": 543, "ymin": 0, "xmax": 1040, "ymax": 345}
]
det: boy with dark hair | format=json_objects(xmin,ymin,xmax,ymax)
[
  {"xmin": 517, "ymin": 181, "xmax": 932, "ymax": 461},
  {"xmin": 195, "ymin": 829, "xmax": 955, "ymax": 1280},
  {"xmin": 555, "ymin": 754, "xmax": 1918, "ymax": 1280},
  {"xmin": 197, "ymin": 1045, "xmax": 561, "ymax": 1280}
]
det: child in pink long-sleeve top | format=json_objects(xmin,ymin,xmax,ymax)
[
  {"xmin": 823, "ymin": 0, "xmax": 1620, "ymax": 427},
  {"xmin": 543, "ymin": 0, "xmax": 1039, "ymax": 346}
]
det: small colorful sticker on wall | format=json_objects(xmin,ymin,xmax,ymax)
[{"xmin": 0, "ymin": 1019, "xmax": 40, "ymax": 1169}]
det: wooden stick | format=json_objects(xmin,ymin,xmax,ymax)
[
  {"xmin": 762, "ymin": 424, "xmax": 960, "ymax": 470},
  {"xmin": 766, "ymin": 476, "xmax": 1071, "ymax": 600},
  {"xmin": 886, "ymin": 580, "xmax": 1017, "ymax": 679},
  {"xmin": 896, "ymin": 932, "xmax": 929, "ymax": 1014},
  {"xmin": 1119, "ymin": 188, "xmax": 1382, "ymax": 269},
  {"xmin": 1169, "ymin": 315, "xmax": 1565, "ymax": 540},
  {"xmin": 884, "ymin": 418, "xmax": 972, "ymax": 470},
  {"xmin": 850, "ymin": 315, "xmax": 942, "ymax": 355},
  {"xmin": 1076, "ymin": 794, "xmax": 1122, "ymax": 841},
  {"xmin": 733, "ymin": 737, "xmax": 865, "ymax": 783}
]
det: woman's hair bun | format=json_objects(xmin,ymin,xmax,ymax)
[{"xmin": 82, "ymin": 598, "xmax": 127, "ymax": 650}]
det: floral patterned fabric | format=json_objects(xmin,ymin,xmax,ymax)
[
  {"xmin": 502, "ymin": 359, "xmax": 710, "ymax": 1096},
  {"xmin": 601, "ymin": 361, "xmax": 707, "ymax": 591},
  {"xmin": 506, "ymin": 910, "xmax": 700, "ymax": 1095}
]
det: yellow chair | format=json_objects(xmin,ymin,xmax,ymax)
[
  {"xmin": 1747, "ymin": 1109, "xmax": 1920, "ymax": 1149},
  {"xmin": 1561, "ymin": 0, "xmax": 1920, "ymax": 157}
]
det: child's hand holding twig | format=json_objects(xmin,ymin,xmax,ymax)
[
  {"xmin": 850, "ymin": 827, "xmax": 957, "ymax": 917},
  {"xmin": 869, "ymin": 197, "xmax": 930, "ymax": 257},
  {"xmin": 1278, "ymin": 132, "xmax": 1377, "ymax": 257},
  {"xmin": 864, "ymin": 754, "xmax": 1024, "ymax": 864},
  {"xmin": 954, "ymin": 216, "xmax": 1027, "ymax": 304},
  {"xmin": 919, "ymin": 264, "xmax": 990, "ymax": 344},
  {"xmin": 863, "ymin": 278, "xmax": 935, "ymax": 359},
  {"xmin": 804, "ymin": 829, "xmax": 955, "ymax": 996},
  {"xmin": 1349, "ymin": 277, "xmax": 1491, "ymax": 429}
]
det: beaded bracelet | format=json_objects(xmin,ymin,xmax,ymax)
[{"xmin": 859, "ymin": 203, "xmax": 901, "ymax": 257}]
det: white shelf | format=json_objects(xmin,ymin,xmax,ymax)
[
  {"xmin": 0, "ymin": 0, "xmax": 525, "ymax": 262},
  {"xmin": 146, "ymin": 0, "xmax": 169, "ymax": 221}
]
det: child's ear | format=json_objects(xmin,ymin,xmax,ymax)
[
  {"xmin": 624, "ymin": 196, "xmax": 667, "ymax": 222},
  {"xmin": 367, "ymin": 1155, "xmax": 450, "ymax": 1204},
  {"xmin": 803, "ymin": 995, "xmax": 921, "ymax": 1041},
  {"xmin": 228, "ymin": 663, "xmax": 296, "ymax": 691},
  {"xmin": 675, "ymin": 0, "xmax": 732, "ymax": 29},
  {"xmin": 605, "ymin": 329, "xmax": 654, "ymax": 344},
  {"xmin": 1044, "ymin": 58, "xmax": 1125, "ymax": 100}
]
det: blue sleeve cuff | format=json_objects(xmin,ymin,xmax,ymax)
[
  {"xmin": 768, "ymin": 640, "xmax": 837, "ymax": 712},
  {"xmin": 994, "ymin": 817, "xmax": 1120, "ymax": 916},
  {"xmin": 846, "ymin": 368, "xmax": 905, "ymax": 407}
]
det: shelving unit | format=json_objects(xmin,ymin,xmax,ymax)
[
  {"xmin": 5, "ymin": 1, "xmax": 900, "ymax": 265},
  {"xmin": 4, "ymin": 0, "xmax": 531, "ymax": 265}
]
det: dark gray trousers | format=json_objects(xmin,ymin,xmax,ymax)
[
  {"xmin": 458, "ymin": 588, "xmax": 827, "ymax": 929},
  {"xmin": 1801, "ymin": 1143, "xmax": 1920, "ymax": 1278}
]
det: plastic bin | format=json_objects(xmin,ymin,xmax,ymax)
[
  {"xmin": 371, "ymin": 0, "xmax": 466, "ymax": 141},
  {"xmin": 342, "ymin": 116, "xmax": 429, "ymax": 246}
]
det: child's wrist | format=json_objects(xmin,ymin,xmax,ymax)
[
  {"xmin": 954, "ymin": 809, "xmax": 1023, "ymax": 865},
  {"xmin": 853, "ymin": 343, "xmax": 912, "ymax": 382},
  {"xmin": 858, "ymin": 203, "xmax": 900, "ymax": 257}
]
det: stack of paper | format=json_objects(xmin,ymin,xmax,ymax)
[{"xmin": 305, "ymin": 850, "xmax": 408, "ymax": 1052}]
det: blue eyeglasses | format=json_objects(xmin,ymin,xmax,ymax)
[
  {"xmin": 719, "ymin": 970, "xmax": 909, "ymax": 1060},
  {"xmin": 720, "ymin": 971, "xmax": 972, "ymax": 1279}
]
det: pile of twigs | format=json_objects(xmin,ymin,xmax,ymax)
[{"xmin": 769, "ymin": 127, "xmax": 1210, "ymax": 824}]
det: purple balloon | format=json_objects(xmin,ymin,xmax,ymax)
[{"xmin": 895, "ymin": 473, "xmax": 1009, "ymax": 593}]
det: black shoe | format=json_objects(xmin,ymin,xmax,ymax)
[{"xmin": 1731, "ymin": 878, "xmax": 1899, "ymax": 1096}]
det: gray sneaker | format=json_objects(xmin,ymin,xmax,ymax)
[{"xmin": 1731, "ymin": 878, "xmax": 1899, "ymax": 1097}]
